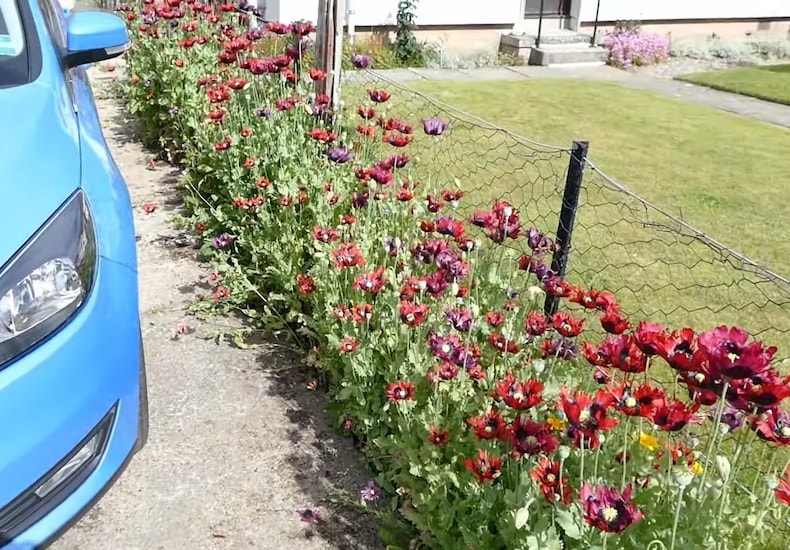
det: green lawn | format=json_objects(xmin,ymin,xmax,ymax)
[
  {"xmin": 677, "ymin": 64, "xmax": 790, "ymax": 106},
  {"xmin": 341, "ymin": 76, "xmax": 790, "ymax": 358}
]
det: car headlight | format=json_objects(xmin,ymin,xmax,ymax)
[{"xmin": 0, "ymin": 190, "xmax": 97, "ymax": 366}]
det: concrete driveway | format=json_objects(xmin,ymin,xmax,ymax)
[{"xmin": 51, "ymin": 69, "xmax": 381, "ymax": 550}]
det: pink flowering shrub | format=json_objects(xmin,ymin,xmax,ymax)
[{"xmin": 603, "ymin": 28, "xmax": 670, "ymax": 69}]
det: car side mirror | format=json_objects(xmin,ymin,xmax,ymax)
[{"xmin": 63, "ymin": 11, "xmax": 129, "ymax": 68}]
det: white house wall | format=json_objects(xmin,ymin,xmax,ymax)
[
  {"xmin": 578, "ymin": 0, "xmax": 790, "ymax": 23},
  {"xmin": 268, "ymin": 0, "xmax": 521, "ymax": 27}
]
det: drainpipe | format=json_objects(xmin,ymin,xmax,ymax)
[{"xmin": 346, "ymin": 0, "xmax": 356, "ymax": 44}]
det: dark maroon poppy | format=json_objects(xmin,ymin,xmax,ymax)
[
  {"xmin": 753, "ymin": 409, "xmax": 790, "ymax": 446},
  {"xmin": 525, "ymin": 311, "xmax": 549, "ymax": 336},
  {"xmin": 445, "ymin": 307, "xmax": 474, "ymax": 332},
  {"xmin": 353, "ymin": 267, "xmax": 388, "ymax": 294},
  {"xmin": 510, "ymin": 418, "xmax": 559, "ymax": 459},
  {"xmin": 697, "ymin": 326, "xmax": 777, "ymax": 380},
  {"xmin": 580, "ymin": 483, "xmax": 643, "ymax": 534},
  {"xmin": 648, "ymin": 397, "xmax": 700, "ymax": 431},
  {"xmin": 367, "ymin": 88, "xmax": 391, "ymax": 103},
  {"xmin": 427, "ymin": 426, "xmax": 449, "ymax": 446}
]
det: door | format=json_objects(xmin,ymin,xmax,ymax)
[{"xmin": 524, "ymin": 0, "xmax": 570, "ymax": 16}]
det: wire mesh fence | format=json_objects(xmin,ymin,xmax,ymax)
[{"xmin": 339, "ymin": 66, "xmax": 790, "ymax": 363}]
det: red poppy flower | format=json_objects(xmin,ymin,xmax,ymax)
[
  {"xmin": 752, "ymin": 409, "xmax": 790, "ymax": 446},
  {"xmin": 367, "ymin": 88, "xmax": 391, "ymax": 103},
  {"xmin": 240, "ymin": 127, "xmax": 253, "ymax": 138},
  {"xmin": 492, "ymin": 373, "xmax": 544, "ymax": 410},
  {"xmin": 399, "ymin": 301, "xmax": 429, "ymax": 327},
  {"xmin": 580, "ymin": 483, "xmax": 643, "ymax": 534},
  {"xmin": 488, "ymin": 333, "xmax": 519, "ymax": 354},
  {"xmin": 296, "ymin": 274, "xmax": 315, "ymax": 296},
  {"xmin": 559, "ymin": 387, "xmax": 618, "ymax": 448},
  {"xmin": 214, "ymin": 137, "xmax": 232, "ymax": 152},
  {"xmin": 339, "ymin": 214, "xmax": 356, "ymax": 225},
  {"xmin": 525, "ymin": 311, "xmax": 548, "ymax": 336},
  {"xmin": 775, "ymin": 468, "xmax": 790, "ymax": 506},
  {"xmin": 467, "ymin": 408, "xmax": 509, "ymax": 440},
  {"xmin": 357, "ymin": 106, "xmax": 376, "ymax": 119},
  {"xmin": 440, "ymin": 189, "xmax": 465, "ymax": 203},
  {"xmin": 339, "ymin": 336, "xmax": 359, "ymax": 353},
  {"xmin": 173, "ymin": 58, "xmax": 184, "ymax": 68},
  {"xmin": 357, "ymin": 124, "xmax": 376, "ymax": 137},
  {"xmin": 463, "ymin": 449, "xmax": 502, "ymax": 484},
  {"xmin": 206, "ymin": 85, "xmax": 230, "ymax": 103},
  {"xmin": 244, "ymin": 156, "xmax": 257, "ymax": 168},
  {"xmin": 531, "ymin": 456, "xmax": 573, "ymax": 505},
  {"xmin": 353, "ymin": 267, "xmax": 388, "ymax": 294},
  {"xmin": 195, "ymin": 222, "xmax": 207, "ymax": 232},
  {"xmin": 648, "ymin": 397, "xmax": 700, "ymax": 431},
  {"xmin": 543, "ymin": 276, "xmax": 573, "ymax": 298},
  {"xmin": 279, "ymin": 196, "xmax": 293, "ymax": 207},
  {"xmin": 731, "ymin": 370, "xmax": 790, "ymax": 410},
  {"xmin": 291, "ymin": 22, "xmax": 315, "ymax": 36},
  {"xmin": 226, "ymin": 77, "xmax": 248, "ymax": 90},
  {"xmin": 332, "ymin": 242, "xmax": 366, "ymax": 269},
  {"xmin": 266, "ymin": 21, "xmax": 290, "ymax": 34},
  {"xmin": 486, "ymin": 311, "xmax": 505, "ymax": 328},
  {"xmin": 383, "ymin": 132, "xmax": 412, "ymax": 147},
  {"xmin": 142, "ymin": 203, "xmax": 157, "ymax": 214},
  {"xmin": 552, "ymin": 312, "xmax": 585, "ymax": 338},
  {"xmin": 600, "ymin": 309, "xmax": 630, "ymax": 335},
  {"xmin": 510, "ymin": 418, "xmax": 559, "ymax": 459},
  {"xmin": 312, "ymin": 226, "xmax": 339, "ymax": 244},
  {"xmin": 656, "ymin": 328, "xmax": 697, "ymax": 371},
  {"xmin": 427, "ymin": 362, "xmax": 460, "ymax": 383},
  {"xmin": 428, "ymin": 426, "xmax": 450, "ymax": 446},
  {"xmin": 351, "ymin": 303, "xmax": 373, "ymax": 323},
  {"xmin": 308, "ymin": 128, "xmax": 337, "ymax": 143},
  {"xmin": 309, "ymin": 68, "xmax": 326, "ymax": 80},
  {"xmin": 634, "ymin": 321, "xmax": 669, "ymax": 356},
  {"xmin": 333, "ymin": 304, "xmax": 350, "ymax": 321},
  {"xmin": 386, "ymin": 381, "xmax": 415, "ymax": 402},
  {"xmin": 608, "ymin": 381, "xmax": 665, "ymax": 417},
  {"xmin": 212, "ymin": 285, "xmax": 230, "ymax": 302},
  {"xmin": 379, "ymin": 117, "xmax": 413, "ymax": 134},
  {"xmin": 599, "ymin": 334, "xmax": 648, "ymax": 373}
]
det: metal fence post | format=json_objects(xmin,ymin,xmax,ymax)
[
  {"xmin": 544, "ymin": 140, "xmax": 589, "ymax": 317},
  {"xmin": 536, "ymin": 0, "xmax": 545, "ymax": 48}
]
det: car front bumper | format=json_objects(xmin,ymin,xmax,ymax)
[{"xmin": 0, "ymin": 256, "xmax": 146, "ymax": 549}]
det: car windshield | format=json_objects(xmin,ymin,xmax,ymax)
[{"xmin": 0, "ymin": 0, "xmax": 30, "ymax": 88}]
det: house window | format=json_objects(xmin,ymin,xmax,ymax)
[{"xmin": 524, "ymin": 0, "xmax": 570, "ymax": 17}]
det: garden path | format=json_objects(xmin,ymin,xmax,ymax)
[
  {"xmin": 366, "ymin": 65, "xmax": 790, "ymax": 129},
  {"xmin": 51, "ymin": 68, "xmax": 382, "ymax": 550}
]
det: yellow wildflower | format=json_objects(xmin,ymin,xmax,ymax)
[
  {"xmin": 547, "ymin": 416, "xmax": 567, "ymax": 432},
  {"xmin": 692, "ymin": 461, "xmax": 704, "ymax": 475},
  {"xmin": 639, "ymin": 432, "xmax": 659, "ymax": 452}
]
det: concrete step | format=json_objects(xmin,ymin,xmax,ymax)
[
  {"xmin": 501, "ymin": 30, "xmax": 594, "ymax": 49},
  {"xmin": 528, "ymin": 44, "xmax": 609, "ymax": 66}
]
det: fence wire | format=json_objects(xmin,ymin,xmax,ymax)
[{"xmin": 340, "ymin": 66, "xmax": 790, "ymax": 363}]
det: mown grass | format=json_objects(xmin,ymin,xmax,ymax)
[
  {"xmin": 340, "ymin": 76, "xmax": 790, "ymax": 361},
  {"xmin": 677, "ymin": 64, "xmax": 790, "ymax": 106}
]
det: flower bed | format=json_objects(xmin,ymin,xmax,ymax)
[{"xmin": 121, "ymin": 3, "xmax": 790, "ymax": 548}]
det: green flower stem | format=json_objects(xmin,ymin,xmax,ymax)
[
  {"xmin": 698, "ymin": 383, "xmax": 730, "ymax": 500},
  {"xmin": 620, "ymin": 416, "xmax": 632, "ymax": 491},
  {"xmin": 669, "ymin": 485, "xmax": 686, "ymax": 550}
]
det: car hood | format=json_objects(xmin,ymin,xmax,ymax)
[{"xmin": 0, "ymin": 80, "xmax": 81, "ymax": 267}]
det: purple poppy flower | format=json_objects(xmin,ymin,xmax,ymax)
[
  {"xmin": 360, "ymin": 480, "xmax": 382, "ymax": 502},
  {"xmin": 350, "ymin": 53, "xmax": 371, "ymax": 69},
  {"xmin": 168, "ymin": 107, "xmax": 179, "ymax": 116},
  {"xmin": 212, "ymin": 233, "xmax": 235, "ymax": 250},
  {"xmin": 422, "ymin": 117, "xmax": 448, "ymax": 136},
  {"xmin": 544, "ymin": 337, "xmax": 579, "ymax": 361},
  {"xmin": 427, "ymin": 333, "xmax": 462, "ymax": 362},
  {"xmin": 142, "ymin": 13, "xmax": 158, "ymax": 25},
  {"xmin": 713, "ymin": 404, "xmax": 746, "ymax": 432},
  {"xmin": 312, "ymin": 104, "xmax": 330, "ymax": 117},
  {"xmin": 527, "ymin": 227, "xmax": 555, "ymax": 254},
  {"xmin": 255, "ymin": 107, "xmax": 272, "ymax": 118},
  {"xmin": 383, "ymin": 236, "xmax": 404, "ymax": 256},
  {"xmin": 326, "ymin": 147, "xmax": 354, "ymax": 164},
  {"xmin": 351, "ymin": 191, "xmax": 369, "ymax": 208},
  {"xmin": 445, "ymin": 307, "xmax": 474, "ymax": 333}
]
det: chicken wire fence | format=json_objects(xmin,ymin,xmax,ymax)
[{"xmin": 339, "ymin": 66, "xmax": 790, "ymax": 364}]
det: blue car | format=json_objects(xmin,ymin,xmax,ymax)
[{"xmin": 0, "ymin": 0, "xmax": 147, "ymax": 547}]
